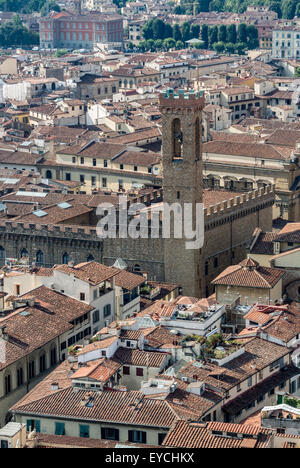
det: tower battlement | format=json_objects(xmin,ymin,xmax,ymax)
[{"xmin": 159, "ymin": 88, "xmax": 205, "ymax": 111}]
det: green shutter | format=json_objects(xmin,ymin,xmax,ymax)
[
  {"xmin": 79, "ymin": 425, "xmax": 90, "ymax": 438},
  {"xmin": 55, "ymin": 422, "xmax": 65, "ymax": 436}
]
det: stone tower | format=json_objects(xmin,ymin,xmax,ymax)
[{"xmin": 159, "ymin": 89, "xmax": 205, "ymax": 298}]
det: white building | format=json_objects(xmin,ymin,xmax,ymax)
[{"xmin": 272, "ymin": 27, "xmax": 300, "ymax": 60}]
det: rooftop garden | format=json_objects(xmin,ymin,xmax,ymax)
[{"xmin": 196, "ymin": 333, "xmax": 244, "ymax": 360}]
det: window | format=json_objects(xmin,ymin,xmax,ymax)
[
  {"xmin": 91, "ymin": 176, "xmax": 96, "ymax": 186},
  {"xmin": 15, "ymin": 284, "xmax": 20, "ymax": 296},
  {"xmin": 0, "ymin": 440, "xmax": 8, "ymax": 448},
  {"xmin": 17, "ymin": 368, "xmax": 23, "ymax": 387},
  {"xmin": 103, "ymin": 304, "xmax": 111, "ymax": 317},
  {"xmin": 158, "ymin": 433, "xmax": 166, "ymax": 445},
  {"xmin": 128, "ymin": 430, "xmax": 146, "ymax": 444},
  {"xmin": 72, "ymin": 157, "xmax": 76, "ymax": 164},
  {"xmin": 136, "ymin": 368, "xmax": 144, "ymax": 377},
  {"xmin": 4, "ymin": 375, "xmax": 11, "ymax": 394},
  {"xmin": 93, "ymin": 310, "xmax": 100, "ymax": 324},
  {"xmin": 120, "ymin": 164, "xmax": 124, "ymax": 170},
  {"xmin": 123, "ymin": 366, "xmax": 130, "ymax": 375},
  {"xmin": 66, "ymin": 173, "xmax": 71, "ymax": 181},
  {"xmin": 40, "ymin": 354, "xmax": 46, "ymax": 373},
  {"xmin": 55, "ymin": 422, "xmax": 65, "ymax": 436},
  {"xmin": 50, "ymin": 348, "xmax": 57, "ymax": 366},
  {"xmin": 103, "ymin": 160, "xmax": 108, "ymax": 168},
  {"xmin": 118, "ymin": 180, "xmax": 124, "ymax": 190},
  {"xmin": 102, "ymin": 177, "xmax": 107, "ymax": 188},
  {"xmin": 27, "ymin": 420, "xmax": 40, "ymax": 433},
  {"xmin": 101, "ymin": 427, "xmax": 119, "ymax": 440},
  {"xmin": 93, "ymin": 158, "xmax": 97, "ymax": 167},
  {"xmin": 28, "ymin": 361, "xmax": 35, "ymax": 379},
  {"xmin": 80, "ymin": 175, "xmax": 85, "ymax": 183},
  {"xmin": 248, "ymin": 376, "xmax": 252, "ymax": 387},
  {"xmin": 134, "ymin": 166, "xmax": 138, "ymax": 172},
  {"xmin": 79, "ymin": 425, "xmax": 90, "ymax": 438}
]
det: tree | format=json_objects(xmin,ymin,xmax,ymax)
[
  {"xmin": 235, "ymin": 42, "xmax": 247, "ymax": 55},
  {"xmin": 213, "ymin": 41, "xmax": 225, "ymax": 53},
  {"xmin": 225, "ymin": 42, "xmax": 236, "ymax": 54},
  {"xmin": 142, "ymin": 19, "xmax": 154, "ymax": 40},
  {"xmin": 164, "ymin": 23, "xmax": 173, "ymax": 39},
  {"xmin": 152, "ymin": 18, "xmax": 165, "ymax": 40},
  {"xmin": 163, "ymin": 37, "xmax": 176, "ymax": 50},
  {"xmin": 198, "ymin": 0, "xmax": 210, "ymax": 12},
  {"xmin": 269, "ymin": 2, "xmax": 282, "ymax": 18},
  {"xmin": 208, "ymin": 25, "xmax": 218, "ymax": 47},
  {"xmin": 182, "ymin": 22, "xmax": 191, "ymax": 42},
  {"xmin": 282, "ymin": 0, "xmax": 297, "ymax": 19},
  {"xmin": 191, "ymin": 24, "xmax": 200, "ymax": 39},
  {"xmin": 201, "ymin": 23, "xmax": 209, "ymax": 48},
  {"xmin": 246, "ymin": 24, "xmax": 259, "ymax": 49},
  {"xmin": 173, "ymin": 23, "xmax": 182, "ymax": 42},
  {"xmin": 237, "ymin": 23, "xmax": 247, "ymax": 43},
  {"xmin": 176, "ymin": 40, "xmax": 184, "ymax": 50},
  {"xmin": 227, "ymin": 24, "xmax": 237, "ymax": 44},
  {"xmin": 218, "ymin": 24, "xmax": 227, "ymax": 43},
  {"xmin": 154, "ymin": 39, "xmax": 163, "ymax": 50}
]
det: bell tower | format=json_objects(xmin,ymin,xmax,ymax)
[{"xmin": 159, "ymin": 89, "xmax": 205, "ymax": 298}]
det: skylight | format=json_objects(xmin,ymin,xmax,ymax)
[
  {"xmin": 57, "ymin": 202, "xmax": 72, "ymax": 209},
  {"xmin": 33, "ymin": 210, "xmax": 48, "ymax": 217}
]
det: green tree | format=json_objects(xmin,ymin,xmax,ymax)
[
  {"xmin": 191, "ymin": 24, "xmax": 200, "ymax": 39},
  {"xmin": 176, "ymin": 40, "xmax": 185, "ymax": 50},
  {"xmin": 208, "ymin": 25, "xmax": 218, "ymax": 47},
  {"xmin": 142, "ymin": 19, "xmax": 154, "ymax": 40},
  {"xmin": 225, "ymin": 42, "xmax": 236, "ymax": 54},
  {"xmin": 163, "ymin": 37, "xmax": 176, "ymax": 50},
  {"xmin": 218, "ymin": 24, "xmax": 227, "ymax": 43},
  {"xmin": 164, "ymin": 23, "xmax": 173, "ymax": 39},
  {"xmin": 201, "ymin": 23, "xmax": 209, "ymax": 48},
  {"xmin": 282, "ymin": 0, "xmax": 297, "ymax": 19},
  {"xmin": 182, "ymin": 22, "xmax": 191, "ymax": 42},
  {"xmin": 227, "ymin": 24, "xmax": 237, "ymax": 43},
  {"xmin": 246, "ymin": 24, "xmax": 259, "ymax": 49},
  {"xmin": 213, "ymin": 41, "xmax": 225, "ymax": 53},
  {"xmin": 237, "ymin": 23, "xmax": 247, "ymax": 43},
  {"xmin": 152, "ymin": 18, "xmax": 165, "ymax": 40},
  {"xmin": 173, "ymin": 23, "xmax": 182, "ymax": 42},
  {"xmin": 154, "ymin": 39, "xmax": 163, "ymax": 50}
]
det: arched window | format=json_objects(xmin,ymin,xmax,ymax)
[
  {"xmin": 62, "ymin": 252, "xmax": 70, "ymax": 264},
  {"xmin": 45, "ymin": 170, "xmax": 52, "ymax": 179},
  {"xmin": 0, "ymin": 246, "xmax": 5, "ymax": 259},
  {"xmin": 51, "ymin": 82, "xmax": 56, "ymax": 90},
  {"xmin": 87, "ymin": 254, "xmax": 94, "ymax": 262},
  {"xmin": 172, "ymin": 118, "xmax": 183, "ymax": 159},
  {"xmin": 20, "ymin": 248, "xmax": 29, "ymax": 258},
  {"xmin": 36, "ymin": 250, "xmax": 44, "ymax": 266},
  {"xmin": 134, "ymin": 264, "xmax": 141, "ymax": 272}
]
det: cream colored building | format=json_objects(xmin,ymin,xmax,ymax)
[{"xmin": 39, "ymin": 141, "xmax": 161, "ymax": 193}]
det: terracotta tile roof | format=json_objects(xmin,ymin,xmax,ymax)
[
  {"xmin": 11, "ymin": 385, "xmax": 180, "ymax": 429},
  {"xmin": 212, "ymin": 258, "xmax": 284, "ymax": 289},
  {"xmin": 35, "ymin": 433, "xmax": 157, "ymax": 448},
  {"xmin": 222, "ymin": 365, "xmax": 300, "ymax": 416},
  {"xmin": 274, "ymin": 223, "xmax": 300, "ymax": 243},
  {"xmin": 0, "ymin": 287, "xmax": 92, "ymax": 371},
  {"xmin": 203, "ymin": 140, "xmax": 289, "ymax": 160},
  {"xmin": 162, "ymin": 420, "xmax": 271, "ymax": 448},
  {"xmin": 178, "ymin": 338, "xmax": 292, "ymax": 393},
  {"xmin": 57, "ymin": 141, "xmax": 126, "ymax": 159},
  {"xmin": 264, "ymin": 129, "xmax": 300, "ymax": 148},
  {"xmin": 114, "ymin": 269, "xmax": 145, "ymax": 291},
  {"xmin": 114, "ymin": 150, "xmax": 160, "ymax": 167},
  {"xmin": 55, "ymin": 261, "xmax": 120, "ymax": 286},
  {"xmin": 77, "ymin": 337, "xmax": 118, "ymax": 356},
  {"xmin": 114, "ymin": 347, "xmax": 169, "ymax": 368},
  {"xmin": 250, "ymin": 232, "xmax": 277, "ymax": 255},
  {"xmin": 119, "ymin": 330, "xmax": 144, "ymax": 341}
]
